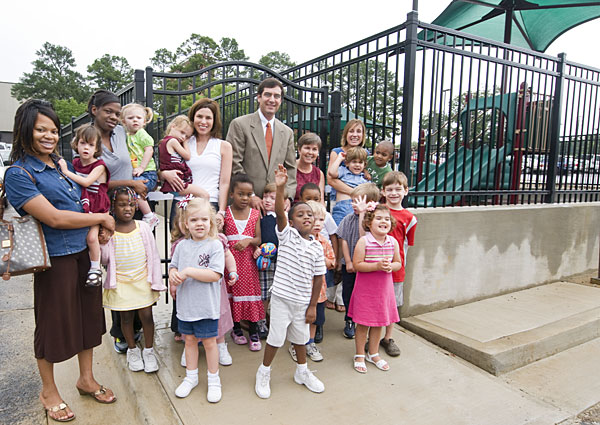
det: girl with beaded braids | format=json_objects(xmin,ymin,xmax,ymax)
[{"xmin": 100, "ymin": 186, "xmax": 166, "ymax": 374}]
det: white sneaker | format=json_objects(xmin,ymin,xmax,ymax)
[
  {"xmin": 127, "ymin": 347, "xmax": 144, "ymax": 372},
  {"xmin": 175, "ymin": 376, "xmax": 198, "ymax": 398},
  {"xmin": 143, "ymin": 348, "xmax": 159, "ymax": 373},
  {"xmin": 255, "ymin": 366, "xmax": 271, "ymax": 399},
  {"xmin": 180, "ymin": 349, "xmax": 186, "ymax": 368},
  {"xmin": 294, "ymin": 368, "xmax": 324, "ymax": 393},
  {"xmin": 288, "ymin": 344, "xmax": 297, "ymax": 362},
  {"xmin": 218, "ymin": 343, "xmax": 232, "ymax": 366},
  {"xmin": 143, "ymin": 213, "xmax": 160, "ymax": 230},
  {"xmin": 306, "ymin": 342, "xmax": 323, "ymax": 362},
  {"xmin": 207, "ymin": 375, "xmax": 222, "ymax": 403}
]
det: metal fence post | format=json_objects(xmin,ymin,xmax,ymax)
[
  {"xmin": 329, "ymin": 90, "xmax": 342, "ymax": 149},
  {"xmin": 400, "ymin": 10, "xmax": 418, "ymax": 188},
  {"xmin": 319, "ymin": 86, "xmax": 330, "ymax": 173},
  {"xmin": 133, "ymin": 69, "xmax": 145, "ymax": 104},
  {"xmin": 545, "ymin": 53, "xmax": 566, "ymax": 204}
]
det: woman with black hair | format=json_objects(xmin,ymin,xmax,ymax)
[{"xmin": 5, "ymin": 100, "xmax": 117, "ymax": 422}]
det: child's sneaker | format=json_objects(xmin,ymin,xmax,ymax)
[
  {"xmin": 306, "ymin": 342, "xmax": 323, "ymax": 362},
  {"xmin": 114, "ymin": 338, "xmax": 127, "ymax": 354},
  {"xmin": 218, "ymin": 343, "xmax": 232, "ymax": 366},
  {"xmin": 288, "ymin": 344, "xmax": 297, "ymax": 362},
  {"xmin": 380, "ymin": 338, "xmax": 401, "ymax": 357},
  {"xmin": 343, "ymin": 319, "xmax": 355, "ymax": 339},
  {"xmin": 175, "ymin": 376, "xmax": 198, "ymax": 398},
  {"xmin": 294, "ymin": 368, "xmax": 325, "ymax": 393},
  {"xmin": 255, "ymin": 366, "xmax": 271, "ymax": 399},
  {"xmin": 127, "ymin": 347, "xmax": 144, "ymax": 372},
  {"xmin": 249, "ymin": 334, "xmax": 262, "ymax": 351},
  {"xmin": 143, "ymin": 213, "xmax": 160, "ymax": 230},
  {"xmin": 142, "ymin": 347, "xmax": 159, "ymax": 373},
  {"xmin": 230, "ymin": 329, "xmax": 248, "ymax": 345},
  {"xmin": 206, "ymin": 374, "xmax": 222, "ymax": 403},
  {"xmin": 257, "ymin": 319, "xmax": 269, "ymax": 340}
]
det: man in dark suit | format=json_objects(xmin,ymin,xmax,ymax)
[{"xmin": 227, "ymin": 78, "xmax": 296, "ymax": 212}]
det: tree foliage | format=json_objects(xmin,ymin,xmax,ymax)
[
  {"xmin": 259, "ymin": 51, "xmax": 296, "ymax": 73},
  {"xmin": 87, "ymin": 54, "xmax": 133, "ymax": 92},
  {"xmin": 11, "ymin": 42, "xmax": 89, "ymax": 104}
]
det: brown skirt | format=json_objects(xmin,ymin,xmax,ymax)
[{"xmin": 34, "ymin": 249, "xmax": 106, "ymax": 363}]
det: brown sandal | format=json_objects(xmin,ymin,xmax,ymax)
[
  {"xmin": 335, "ymin": 303, "xmax": 346, "ymax": 313},
  {"xmin": 325, "ymin": 301, "xmax": 336, "ymax": 310},
  {"xmin": 45, "ymin": 401, "xmax": 75, "ymax": 422},
  {"xmin": 76, "ymin": 385, "xmax": 116, "ymax": 404}
]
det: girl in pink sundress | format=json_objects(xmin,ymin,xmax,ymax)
[
  {"xmin": 223, "ymin": 174, "xmax": 264, "ymax": 351},
  {"xmin": 58, "ymin": 124, "xmax": 110, "ymax": 287},
  {"xmin": 348, "ymin": 203, "xmax": 402, "ymax": 374}
]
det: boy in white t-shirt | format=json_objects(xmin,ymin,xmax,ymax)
[{"xmin": 255, "ymin": 165, "xmax": 327, "ymax": 399}]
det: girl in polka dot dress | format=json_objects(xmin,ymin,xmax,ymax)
[{"xmin": 224, "ymin": 174, "xmax": 264, "ymax": 351}]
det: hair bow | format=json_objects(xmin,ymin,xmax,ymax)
[
  {"xmin": 366, "ymin": 201, "xmax": 378, "ymax": 212},
  {"xmin": 178, "ymin": 194, "xmax": 195, "ymax": 210}
]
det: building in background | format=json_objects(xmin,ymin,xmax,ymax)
[{"xmin": 0, "ymin": 82, "xmax": 21, "ymax": 147}]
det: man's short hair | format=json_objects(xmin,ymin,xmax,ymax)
[{"xmin": 257, "ymin": 78, "xmax": 284, "ymax": 96}]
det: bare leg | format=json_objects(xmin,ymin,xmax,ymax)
[
  {"xmin": 203, "ymin": 337, "xmax": 219, "ymax": 374},
  {"xmin": 216, "ymin": 335, "xmax": 225, "ymax": 344},
  {"xmin": 137, "ymin": 306, "xmax": 155, "ymax": 349},
  {"xmin": 355, "ymin": 324, "xmax": 369, "ymax": 356},
  {"xmin": 184, "ymin": 335, "xmax": 200, "ymax": 371},
  {"xmin": 384, "ymin": 323, "xmax": 393, "ymax": 340},
  {"xmin": 368, "ymin": 327, "xmax": 384, "ymax": 363},
  {"xmin": 137, "ymin": 199, "xmax": 152, "ymax": 215},
  {"xmin": 38, "ymin": 358, "xmax": 75, "ymax": 421},
  {"xmin": 181, "ymin": 184, "xmax": 210, "ymax": 200},
  {"xmin": 120, "ymin": 310, "xmax": 136, "ymax": 349},
  {"xmin": 87, "ymin": 225, "xmax": 100, "ymax": 264},
  {"xmin": 76, "ymin": 349, "xmax": 115, "ymax": 402},
  {"xmin": 262, "ymin": 343, "xmax": 278, "ymax": 367},
  {"xmin": 294, "ymin": 343, "xmax": 307, "ymax": 365}
]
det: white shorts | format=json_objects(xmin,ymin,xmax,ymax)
[
  {"xmin": 394, "ymin": 282, "xmax": 404, "ymax": 306},
  {"xmin": 266, "ymin": 294, "xmax": 310, "ymax": 347}
]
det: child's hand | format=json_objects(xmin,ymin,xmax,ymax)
[
  {"xmin": 274, "ymin": 164, "xmax": 288, "ymax": 188},
  {"xmin": 227, "ymin": 271, "xmax": 238, "ymax": 286},
  {"xmin": 253, "ymin": 247, "xmax": 261, "ymax": 260},
  {"xmin": 346, "ymin": 262, "xmax": 355, "ymax": 273},
  {"xmin": 216, "ymin": 213, "xmax": 224, "ymax": 231},
  {"xmin": 337, "ymin": 152, "xmax": 346, "ymax": 163},
  {"xmin": 233, "ymin": 239, "xmax": 251, "ymax": 251},
  {"xmin": 377, "ymin": 258, "xmax": 392, "ymax": 273},
  {"xmin": 305, "ymin": 305, "xmax": 317, "ymax": 324},
  {"xmin": 169, "ymin": 285, "xmax": 177, "ymax": 300},
  {"xmin": 133, "ymin": 167, "xmax": 144, "ymax": 177},
  {"xmin": 58, "ymin": 158, "xmax": 68, "ymax": 172},
  {"xmin": 352, "ymin": 195, "xmax": 368, "ymax": 214},
  {"xmin": 169, "ymin": 269, "xmax": 184, "ymax": 286},
  {"xmin": 98, "ymin": 226, "xmax": 113, "ymax": 245},
  {"xmin": 364, "ymin": 169, "xmax": 372, "ymax": 180}
]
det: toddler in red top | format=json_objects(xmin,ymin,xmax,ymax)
[
  {"xmin": 380, "ymin": 171, "xmax": 417, "ymax": 357},
  {"xmin": 58, "ymin": 124, "xmax": 110, "ymax": 288}
]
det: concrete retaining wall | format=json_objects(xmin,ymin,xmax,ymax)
[{"xmin": 402, "ymin": 202, "xmax": 600, "ymax": 317}]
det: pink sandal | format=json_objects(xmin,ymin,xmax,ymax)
[
  {"xmin": 249, "ymin": 335, "xmax": 262, "ymax": 351},
  {"xmin": 230, "ymin": 330, "xmax": 248, "ymax": 345}
]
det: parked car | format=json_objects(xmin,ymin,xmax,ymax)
[
  {"xmin": 583, "ymin": 154, "xmax": 600, "ymax": 173},
  {"xmin": 0, "ymin": 143, "xmax": 11, "ymax": 163},
  {"xmin": 523, "ymin": 154, "xmax": 548, "ymax": 173}
]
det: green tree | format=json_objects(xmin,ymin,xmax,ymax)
[
  {"xmin": 11, "ymin": 42, "xmax": 89, "ymax": 104},
  {"xmin": 54, "ymin": 98, "xmax": 88, "ymax": 123},
  {"xmin": 150, "ymin": 48, "xmax": 177, "ymax": 72},
  {"xmin": 259, "ymin": 51, "xmax": 296, "ymax": 73},
  {"xmin": 218, "ymin": 37, "xmax": 248, "ymax": 62},
  {"xmin": 87, "ymin": 54, "xmax": 133, "ymax": 92}
]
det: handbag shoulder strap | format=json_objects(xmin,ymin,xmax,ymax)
[{"xmin": 1, "ymin": 165, "xmax": 36, "ymax": 221}]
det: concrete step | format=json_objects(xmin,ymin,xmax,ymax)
[{"xmin": 401, "ymin": 281, "xmax": 600, "ymax": 375}]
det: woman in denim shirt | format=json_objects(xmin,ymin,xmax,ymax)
[{"xmin": 5, "ymin": 100, "xmax": 117, "ymax": 422}]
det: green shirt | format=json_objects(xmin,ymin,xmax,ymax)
[
  {"xmin": 127, "ymin": 128, "xmax": 157, "ymax": 171},
  {"xmin": 366, "ymin": 156, "xmax": 392, "ymax": 188}
]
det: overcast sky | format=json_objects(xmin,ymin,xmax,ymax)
[{"xmin": 1, "ymin": 0, "xmax": 599, "ymax": 84}]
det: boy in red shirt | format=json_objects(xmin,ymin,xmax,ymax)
[{"xmin": 380, "ymin": 171, "xmax": 417, "ymax": 356}]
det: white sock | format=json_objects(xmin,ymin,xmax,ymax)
[
  {"xmin": 186, "ymin": 368, "xmax": 199, "ymax": 382},
  {"xmin": 143, "ymin": 347, "xmax": 153, "ymax": 354},
  {"xmin": 259, "ymin": 364, "xmax": 271, "ymax": 373},
  {"xmin": 90, "ymin": 261, "xmax": 100, "ymax": 270},
  {"xmin": 143, "ymin": 212, "xmax": 153, "ymax": 219},
  {"xmin": 296, "ymin": 362, "xmax": 308, "ymax": 373},
  {"xmin": 207, "ymin": 370, "xmax": 219, "ymax": 378}
]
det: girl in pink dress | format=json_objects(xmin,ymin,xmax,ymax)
[
  {"xmin": 223, "ymin": 174, "xmax": 264, "ymax": 351},
  {"xmin": 58, "ymin": 124, "xmax": 110, "ymax": 287},
  {"xmin": 348, "ymin": 203, "xmax": 402, "ymax": 374}
]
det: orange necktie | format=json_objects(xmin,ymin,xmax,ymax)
[{"xmin": 265, "ymin": 122, "xmax": 273, "ymax": 161}]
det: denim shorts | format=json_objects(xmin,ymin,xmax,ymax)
[
  {"xmin": 178, "ymin": 318, "xmax": 219, "ymax": 338},
  {"xmin": 134, "ymin": 170, "xmax": 158, "ymax": 192},
  {"xmin": 332, "ymin": 199, "xmax": 353, "ymax": 225}
]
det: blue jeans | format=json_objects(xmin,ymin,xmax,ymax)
[
  {"xmin": 332, "ymin": 199, "xmax": 353, "ymax": 225},
  {"xmin": 134, "ymin": 170, "xmax": 158, "ymax": 192}
]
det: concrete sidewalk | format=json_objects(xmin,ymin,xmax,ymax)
[{"xmin": 3, "ymin": 272, "xmax": 600, "ymax": 424}]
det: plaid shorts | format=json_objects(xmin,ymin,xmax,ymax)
[{"xmin": 259, "ymin": 259, "xmax": 276, "ymax": 301}]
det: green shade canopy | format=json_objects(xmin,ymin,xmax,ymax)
[{"xmin": 428, "ymin": 0, "xmax": 600, "ymax": 52}]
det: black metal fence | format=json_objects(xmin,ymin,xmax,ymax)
[{"xmin": 59, "ymin": 10, "xmax": 600, "ymax": 208}]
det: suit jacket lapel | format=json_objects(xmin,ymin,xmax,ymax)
[{"xmin": 250, "ymin": 112, "xmax": 269, "ymax": 168}]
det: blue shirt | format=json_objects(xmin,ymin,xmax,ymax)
[{"xmin": 4, "ymin": 154, "xmax": 89, "ymax": 257}]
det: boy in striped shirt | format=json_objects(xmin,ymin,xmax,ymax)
[{"xmin": 255, "ymin": 165, "xmax": 327, "ymax": 399}]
